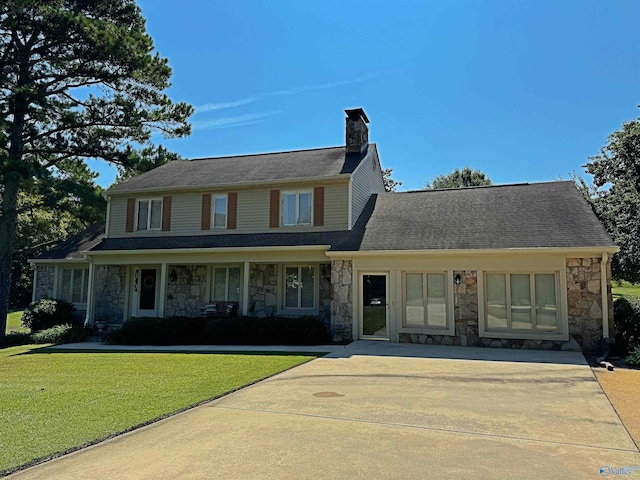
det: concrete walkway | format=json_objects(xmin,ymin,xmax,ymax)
[{"xmin": 10, "ymin": 341, "xmax": 640, "ymax": 479}]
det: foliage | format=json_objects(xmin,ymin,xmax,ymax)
[
  {"xmin": 30, "ymin": 324, "xmax": 85, "ymax": 344},
  {"xmin": 585, "ymin": 116, "xmax": 640, "ymax": 283},
  {"xmin": 0, "ymin": 345, "xmax": 315, "ymax": 473},
  {"xmin": 21, "ymin": 299, "xmax": 77, "ymax": 332},
  {"xmin": 0, "ymin": 0, "xmax": 193, "ymax": 337},
  {"xmin": 107, "ymin": 316, "xmax": 206, "ymax": 346},
  {"xmin": 425, "ymin": 167, "xmax": 492, "ymax": 189},
  {"xmin": 0, "ymin": 331, "xmax": 31, "ymax": 348},
  {"xmin": 107, "ymin": 315, "xmax": 331, "ymax": 346},
  {"xmin": 613, "ymin": 296, "xmax": 640, "ymax": 354},
  {"xmin": 626, "ymin": 345, "xmax": 640, "ymax": 368},
  {"xmin": 382, "ymin": 168, "xmax": 402, "ymax": 192}
]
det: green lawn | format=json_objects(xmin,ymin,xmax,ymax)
[
  {"xmin": 6, "ymin": 310, "xmax": 28, "ymax": 334},
  {"xmin": 0, "ymin": 345, "xmax": 318, "ymax": 474},
  {"xmin": 612, "ymin": 281, "xmax": 640, "ymax": 300}
]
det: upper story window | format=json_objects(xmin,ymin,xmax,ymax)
[
  {"xmin": 59, "ymin": 267, "xmax": 89, "ymax": 304},
  {"xmin": 137, "ymin": 199, "xmax": 162, "ymax": 231},
  {"xmin": 282, "ymin": 191, "xmax": 312, "ymax": 226},
  {"xmin": 213, "ymin": 194, "xmax": 228, "ymax": 229}
]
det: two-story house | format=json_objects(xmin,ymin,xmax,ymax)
[{"xmin": 30, "ymin": 108, "xmax": 618, "ymax": 351}]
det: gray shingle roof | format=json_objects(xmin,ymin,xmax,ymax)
[
  {"xmin": 35, "ymin": 223, "xmax": 106, "ymax": 260},
  {"xmin": 92, "ymin": 230, "xmax": 354, "ymax": 252},
  {"xmin": 107, "ymin": 145, "xmax": 373, "ymax": 194},
  {"xmin": 345, "ymin": 181, "xmax": 616, "ymax": 251}
]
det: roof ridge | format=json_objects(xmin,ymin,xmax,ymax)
[
  {"xmin": 188, "ymin": 145, "xmax": 347, "ymax": 162},
  {"xmin": 393, "ymin": 180, "xmax": 572, "ymax": 195}
]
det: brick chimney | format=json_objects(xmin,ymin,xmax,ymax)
[{"xmin": 345, "ymin": 108, "xmax": 370, "ymax": 154}]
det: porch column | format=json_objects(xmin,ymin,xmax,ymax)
[
  {"xmin": 242, "ymin": 261, "xmax": 250, "ymax": 316},
  {"xmin": 158, "ymin": 263, "xmax": 167, "ymax": 318},
  {"xmin": 84, "ymin": 259, "xmax": 95, "ymax": 326},
  {"xmin": 31, "ymin": 263, "xmax": 38, "ymax": 303},
  {"xmin": 601, "ymin": 252, "xmax": 609, "ymax": 340}
]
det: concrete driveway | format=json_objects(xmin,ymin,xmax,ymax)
[{"xmin": 9, "ymin": 341, "xmax": 640, "ymax": 479}]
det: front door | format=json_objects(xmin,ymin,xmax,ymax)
[
  {"xmin": 361, "ymin": 273, "xmax": 389, "ymax": 338},
  {"xmin": 132, "ymin": 267, "xmax": 159, "ymax": 317}
]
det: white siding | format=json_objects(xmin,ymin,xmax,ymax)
[
  {"xmin": 350, "ymin": 146, "xmax": 385, "ymax": 228},
  {"xmin": 107, "ymin": 181, "xmax": 349, "ymax": 238}
]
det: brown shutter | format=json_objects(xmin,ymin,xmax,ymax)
[
  {"xmin": 314, "ymin": 187, "xmax": 324, "ymax": 227},
  {"xmin": 125, "ymin": 198, "xmax": 136, "ymax": 232},
  {"xmin": 269, "ymin": 190, "xmax": 280, "ymax": 228},
  {"xmin": 161, "ymin": 196, "xmax": 172, "ymax": 231},
  {"xmin": 227, "ymin": 192, "xmax": 237, "ymax": 229},
  {"xmin": 201, "ymin": 194, "xmax": 211, "ymax": 230}
]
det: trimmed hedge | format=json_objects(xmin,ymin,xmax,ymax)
[
  {"xmin": 21, "ymin": 299, "xmax": 78, "ymax": 332},
  {"xmin": 627, "ymin": 345, "xmax": 640, "ymax": 369},
  {"xmin": 107, "ymin": 315, "xmax": 331, "ymax": 346},
  {"xmin": 614, "ymin": 296, "xmax": 640, "ymax": 354},
  {"xmin": 30, "ymin": 324, "xmax": 86, "ymax": 345}
]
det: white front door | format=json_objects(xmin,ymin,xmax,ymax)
[{"xmin": 132, "ymin": 266, "xmax": 160, "ymax": 317}]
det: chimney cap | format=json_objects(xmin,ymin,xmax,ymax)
[{"xmin": 345, "ymin": 108, "xmax": 370, "ymax": 124}]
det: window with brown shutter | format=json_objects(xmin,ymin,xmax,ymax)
[
  {"xmin": 269, "ymin": 190, "xmax": 280, "ymax": 228},
  {"xmin": 227, "ymin": 192, "xmax": 237, "ymax": 229},
  {"xmin": 201, "ymin": 193, "xmax": 211, "ymax": 230},
  {"xmin": 125, "ymin": 198, "xmax": 135, "ymax": 232},
  {"xmin": 162, "ymin": 196, "xmax": 172, "ymax": 231},
  {"xmin": 313, "ymin": 186, "xmax": 324, "ymax": 226}
]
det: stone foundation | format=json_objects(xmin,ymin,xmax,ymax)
[
  {"xmin": 166, "ymin": 265, "xmax": 208, "ymax": 317},
  {"xmin": 35, "ymin": 265, "xmax": 56, "ymax": 300},
  {"xmin": 94, "ymin": 265, "xmax": 126, "ymax": 325},
  {"xmin": 330, "ymin": 260, "xmax": 352, "ymax": 342},
  {"xmin": 249, "ymin": 264, "xmax": 278, "ymax": 317}
]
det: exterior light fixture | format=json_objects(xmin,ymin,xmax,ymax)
[{"xmin": 454, "ymin": 274, "xmax": 461, "ymax": 285}]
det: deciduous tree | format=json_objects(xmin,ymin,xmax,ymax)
[{"xmin": 425, "ymin": 167, "xmax": 492, "ymax": 189}]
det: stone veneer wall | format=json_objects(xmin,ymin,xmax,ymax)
[
  {"xmin": 330, "ymin": 260, "xmax": 352, "ymax": 342},
  {"xmin": 249, "ymin": 264, "xmax": 278, "ymax": 317},
  {"xmin": 35, "ymin": 265, "xmax": 56, "ymax": 300},
  {"xmin": 94, "ymin": 265, "xmax": 126, "ymax": 325},
  {"xmin": 166, "ymin": 265, "xmax": 208, "ymax": 318},
  {"xmin": 566, "ymin": 257, "xmax": 610, "ymax": 351},
  {"xmin": 318, "ymin": 264, "xmax": 332, "ymax": 332}
]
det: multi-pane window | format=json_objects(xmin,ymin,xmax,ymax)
[
  {"xmin": 404, "ymin": 273, "xmax": 447, "ymax": 328},
  {"xmin": 485, "ymin": 273, "xmax": 558, "ymax": 332},
  {"xmin": 213, "ymin": 195, "xmax": 228, "ymax": 229},
  {"xmin": 137, "ymin": 199, "xmax": 162, "ymax": 231},
  {"xmin": 59, "ymin": 268, "xmax": 89, "ymax": 304},
  {"xmin": 212, "ymin": 266, "xmax": 240, "ymax": 302},
  {"xmin": 284, "ymin": 265, "xmax": 315, "ymax": 309},
  {"xmin": 282, "ymin": 191, "xmax": 312, "ymax": 226}
]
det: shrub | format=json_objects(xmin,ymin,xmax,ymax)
[
  {"xmin": 21, "ymin": 299, "xmax": 78, "ymax": 332},
  {"xmin": 626, "ymin": 345, "xmax": 640, "ymax": 369},
  {"xmin": 107, "ymin": 315, "xmax": 331, "ymax": 346},
  {"xmin": 0, "ymin": 331, "xmax": 32, "ymax": 348},
  {"xmin": 30, "ymin": 324, "xmax": 86, "ymax": 345},
  {"xmin": 613, "ymin": 296, "xmax": 640, "ymax": 354},
  {"xmin": 202, "ymin": 316, "xmax": 331, "ymax": 345},
  {"xmin": 107, "ymin": 316, "xmax": 206, "ymax": 345}
]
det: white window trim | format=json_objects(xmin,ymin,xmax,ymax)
[
  {"xmin": 136, "ymin": 198, "xmax": 163, "ymax": 231},
  {"xmin": 399, "ymin": 270, "xmax": 455, "ymax": 336},
  {"xmin": 212, "ymin": 194, "xmax": 228, "ymax": 230},
  {"xmin": 211, "ymin": 265, "xmax": 241, "ymax": 302},
  {"xmin": 281, "ymin": 190, "xmax": 313, "ymax": 227},
  {"xmin": 478, "ymin": 270, "xmax": 568, "ymax": 341},
  {"xmin": 58, "ymin": 267, "xmax": 89, "ymax": 305},
  {"xmin": 280, "ymin": 264, "xmax": 318, "ymax": 313}
]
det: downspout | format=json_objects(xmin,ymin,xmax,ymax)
[{"xmin": 596, "ymin": 252, "xmax": 610, "ymax": 364}]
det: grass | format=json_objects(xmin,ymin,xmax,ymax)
[
  {"xmin": 0, "ymin": 345, "xmax": 318, "ymax": 474},
  {"xmin": 612, "ymin": 281, "xmax": 640, "ymax": 300},
  {"xmin": 6, "ymin": 310, "xmax": 28, "ymax": 335}
]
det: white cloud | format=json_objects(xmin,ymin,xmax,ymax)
[
  {"xmin": 191, "ymin": 110, "xmax": 281, "ymax": 130},
  {"xmin": 194, "ymin": 97, "xmax": 257, "ymax": 114}
]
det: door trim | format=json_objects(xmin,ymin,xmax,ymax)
[
  {"xmin": 131, "ymin": 266, "xmax": 160, "ymax": 317},
  {"xmin": 359, "ymin": 271, "xmax": 390, "ymax": 340}
]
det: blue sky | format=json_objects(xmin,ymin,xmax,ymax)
[{"xmin": 93, "ymin": 0, "xmax": 640, "ymax": 190}]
